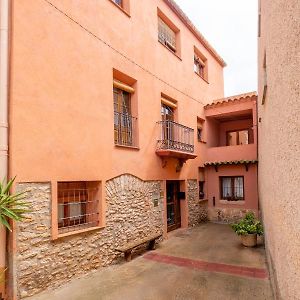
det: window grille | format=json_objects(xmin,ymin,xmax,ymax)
[
  {"xmin": 158, "ymin": 17, "xmax": 176, "ymax": 52},
  {"xmin": 57, "ymin": 182, "xmax": 99, "ymax": 234},
  {"xmin": 220, "ymin": 177, "xmax": 244, "ymax": 201},
  {"xmin": 113, "ymin": 87, "xmax": 137, "ymax": 147}
]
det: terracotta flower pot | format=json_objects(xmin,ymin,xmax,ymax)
[{"xmin": 241, "ymin": 233, "xmax": 257, "ymax": 247}]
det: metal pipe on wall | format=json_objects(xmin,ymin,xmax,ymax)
[{"xmin": 0, "ymin": 0, "xmax": 10, "ymax": 297}]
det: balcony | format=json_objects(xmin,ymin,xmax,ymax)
[{"xmin": 156, "ymin": 120, "xmax": 197, "ymax": 161}]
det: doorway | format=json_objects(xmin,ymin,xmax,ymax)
[{"xmin": 166, "ymin": 181, "xmax": 181, "ymax": 232}]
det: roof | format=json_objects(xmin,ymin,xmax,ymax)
[
  {"xmin": 204, "ymin": 160, "xmax": 258, "ymax": 167},
  {"xmin": 204, "ymin": 91, "xmax": 257, "ymax": 109},
  {"xmin": 164, "ymin": 0, "xmax": 226, "ymax": 67}
]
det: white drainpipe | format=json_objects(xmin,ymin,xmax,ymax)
[{"xmin": 0, "ymin": 0, "xmax": 9, "ymax": 297}]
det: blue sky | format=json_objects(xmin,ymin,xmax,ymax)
[{"xmin": 175, "ymin": 0, "xmax": 258, "ymax": 96}]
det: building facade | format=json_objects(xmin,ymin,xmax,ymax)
[
  {"xmin": 0, "ymin": 0, "xmax": 258, "ymax": 299},
  {"xmin": 258, "ymin": 0, "xmax": 300, "ymax": 299}
]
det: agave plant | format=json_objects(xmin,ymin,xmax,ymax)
[{"xmin": 0, "ymin": 177, "xmax": 29, "ymax": 232}]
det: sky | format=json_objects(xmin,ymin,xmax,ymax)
[{"xmin": 175, "ymin": 0, "xmax": 258, "ymax": 97}]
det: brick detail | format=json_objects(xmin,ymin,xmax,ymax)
[{"xmin": 144, "ymin": 253, "xmax": 269, "ymax": 279}]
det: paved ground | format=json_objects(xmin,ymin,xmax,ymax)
[{"xmin": 28, "ymin": 223, "xmax": 273, "ymax": 300}]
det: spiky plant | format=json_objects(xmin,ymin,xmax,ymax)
[{"xmin": 0, "ymin": 177, "xmax": 29, "ymax": 232}]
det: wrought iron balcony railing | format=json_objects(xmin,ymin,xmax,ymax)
[
  {"xmin": 114, "ymin": 112, "xmax": 138, "ymax": 147},
  {"xmin": 157, "ymin": 120, "xmax": 194, "ymax": 153}
]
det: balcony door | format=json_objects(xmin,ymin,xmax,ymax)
[
  {"xmin": 161, "ymin": 103, "xmax": 174, "ymax": 148},
  {"xmin": 166, "ymin": 181, "xmax": 181, "ymax": 232}
]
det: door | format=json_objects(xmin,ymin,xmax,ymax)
[
  {"xmin": 161, "ymin": 103, "xmax": 174, "ymax": 148},
  {"xmin": 166, "ymin": 181, "xmax": 181, "ymax": 232}
]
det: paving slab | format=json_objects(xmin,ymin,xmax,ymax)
[{"xmin": 27, "ymin": 223, "xmax": 273, "ymax": 300}]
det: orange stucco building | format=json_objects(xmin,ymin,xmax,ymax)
[
  {"xmin": 258, "ymin": 0, "xmax": 300, "ymax": 299},
  {"xmin": 0, "ymin": 0, "xmax": 258, "ymax": 299}
]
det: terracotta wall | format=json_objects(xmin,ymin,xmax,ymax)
[
  {"xmin": 9, "ymin": 0, "xmax": 224, "ymax": 186},
  {"xmin": 258, "ymin": 0, "xmax": 300, "ymax": 299},
  {"xmin": 206, "ymin": 164, "xmax": 258, "ymax": 209}
]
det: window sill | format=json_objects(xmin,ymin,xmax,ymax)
[
  {"xmin": 158, "ymin": 40, "xmax": 182, "ymax": 61},
  {"xmin": 115, "ymin": 144, "xmax": 140, "ymax": 150},
  {"xmin": 108, "ymin": 0, "xmax": 131, "ymax": 17},
  {"xmin": 54, "ymin": 225, "xmax": 104, "ymax": 240},
  {"xmin": 220, "ymin": 200, "xmax": 245, "ymax": 205},
  {"xmin": 194, "ymin": 71, "xmax": 209, "ymax": 84}
]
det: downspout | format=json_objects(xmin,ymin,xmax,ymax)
[{"xmin": 0, "ymin": 0, "xmax": 9, "ymax": 297}]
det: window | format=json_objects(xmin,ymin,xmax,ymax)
[
  {"xmin": 113, "ymin": 80, "xmax": 137, "ymax": 147},
  {"xmin": 226, "ymin": 130, "xmax": 249, "ymax": 146},
  {"xmin": 199, "ymin": 167, "xmax": 205, "ymax": 199},
  {"xmin": 113, "ymin": 0, "xmax": 122, "ymax": 6},
  {"xmin": 158, "ymin": 17, "xmax": 176, "ymax": 52},
  {"xmin": 57, "ymin": 181, "xmax": 100, "ymax": 234},
  {"xmin": 194, "ymin": 54, "xmax": 205, "ymax": 78},
  {"xmin": 197, "ymin": 118, "xmax": 205, "ymax": 142},
  {"xmin": 194, "ymin": 47, "xmax": 208, "ymax": 81},
  {"xmin": 220, "ymin": 177, "xmax": 244, "ymax": 201}
]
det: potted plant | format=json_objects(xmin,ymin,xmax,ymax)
[{"xmin": 231, "ymin": 212, "xmax": 263, "ymax": 247}]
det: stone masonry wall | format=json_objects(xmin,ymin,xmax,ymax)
[
  {"xmin": 16, "ymin": 175, "xmax": 163, "ymax": 298},
  {"xmin": 187, "ymin": 180, "xmax": 208, "ymax": 227},
  {"xmin": 208, "ymin": 207, "xmax": 256, "ymax": 224}
]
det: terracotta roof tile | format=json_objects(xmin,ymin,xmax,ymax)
[
  {"xmin": 164, "ymin": 0, "xmax": 226, "ymax": 67},
  {"xmin": 204, "ymin": 91, "xmax": 257, "ymax": 109},
  {"xmin": 204, "ymin": 160, "xmax": 258, "ymax": 166}
]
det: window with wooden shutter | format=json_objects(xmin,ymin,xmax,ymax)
[{"xmin": 158, "ymin": 17, "xmax": 176, "ymax": 52}]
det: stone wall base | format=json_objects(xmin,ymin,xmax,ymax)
[
  {"xmin": 187, "ymin": 180, "xmax": 208, "ymax": 227},
  {"xmin": 16, "ymin": 175, "xmax": 163, "ymax": 298},
  {"xmin": 208, "ymin": 207, "xmax": 257, "ymax": 224}
]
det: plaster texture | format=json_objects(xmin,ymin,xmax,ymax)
[{"xmin": 258, "ymin": 1, "xmax": 300, "ymax": 299}]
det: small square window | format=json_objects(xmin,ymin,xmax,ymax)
[{"xmin": 57, "ymin": 181, "xmax": 100, "ymax": 234}]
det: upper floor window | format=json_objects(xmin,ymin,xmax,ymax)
[
  {"xmin": 158, "ymin": 17, "xmax": 176, "ymax": 52},
  {"xmin": 220, "ymin": 177, "xmax": 244, "ymax": 201},
  {"xmin": 194, "ymin": 54, "xmax": 205, "ymax": 78},
  {"xmin": 226, "ymin": 129, "xmax": 249, "ymax": 146},
  {"xmin": 197, "ymin": 118, "xmax": 205, "ymax": 142},
  {"xmin": 113, "ymin": 80, "xmax": 137, "ymax": 147},
  {"xmin": 194, "ymin": 47, "xmax": 208, "ymax": 81},
  {"xmin": 113, "ymin": 0, "xmax": 122, "ymax": 6}
]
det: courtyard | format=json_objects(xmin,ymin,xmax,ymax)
[{"xmin": 27, "ymin": 223, "xmax": 273, "ymax": 300}]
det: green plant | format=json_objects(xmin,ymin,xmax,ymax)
[
  {"xmin": 231, "ymin": 212, "xmax": 264, "ymax": 236},
  {"xmin": 0, "ymin": 177, "xmax": 29, "ymax": 232}
]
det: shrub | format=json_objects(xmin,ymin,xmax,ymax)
[
  {"xmin": 231, "ymin": 212, "xmax": 264, "ymax": 236},
  {"xmin": 0, "ymin": 177, "xmax": 29, "ymax": 231}
]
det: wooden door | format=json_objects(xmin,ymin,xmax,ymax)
[{"xmin": 166, "ymin": 181, "xmax": 181, "ymax": 232}]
